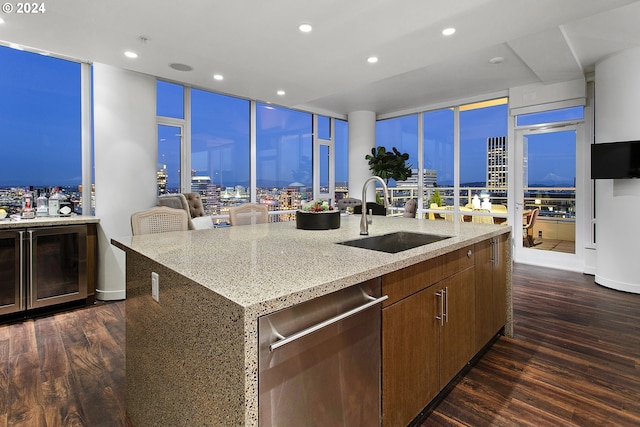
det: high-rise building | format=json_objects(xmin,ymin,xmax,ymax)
[
  {"xmin": 396, "ymin": 168, "xmax": 438, "ymax": 188},
  {"xmin": 486, "ymin": 136, "xmax": 508, "ymax": 189},
  {"xmin": 191, "ymin": 175, "xmax": 217, "ymax": 214},
  {"xmin": 157, "ymin": 164, "xmax": 168, "ymax": 195}
]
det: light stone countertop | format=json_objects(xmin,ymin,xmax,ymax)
[
  {"xmin": 112, "ymin": 215, "xmax": 511, "ymax": 316},
  {"xmin": 0, "ymin": 215, "xmax": 99, "ymax": 230}
]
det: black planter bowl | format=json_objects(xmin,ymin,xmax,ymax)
[{"xmin": 296, "ymin": 210, "xmax": 341, "ymax": 230}]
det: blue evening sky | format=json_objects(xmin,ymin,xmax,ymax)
[{"xmin": 1, "ymin": 45, "xmax": 580, "ymax": 190}]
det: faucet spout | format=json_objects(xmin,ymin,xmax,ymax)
[{"xmin": 360, "ymin": 176, "xmax": 390, "ymax": 235}]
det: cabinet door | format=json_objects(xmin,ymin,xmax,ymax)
[
  {"xmin": 474, "ymin": 234, "xmax": 510, "ymax": 351},
  {"xmin": 474, "ymin": 238, "xmax": 495, "ymax": 351},
  {"xmin": 382, "ymin": 286, "xmax": 439, "ymax": 427},
  {"xmin": 29, "ymin": 225, "xmax": 87, "ymax": 309},
  {"xmin": 439, "ymin": 267, "xmax": 476, "ymax": 386},
  {"xmin": 0, "ymin": 230, "xmax": 22, "ymax": 315}
]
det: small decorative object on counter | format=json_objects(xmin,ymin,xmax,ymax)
[
  {"xmin": 49, "ymin": 187, "xmax": 62, "ymax": 216},
  {"xmin": 296, "ymin": 200, "xmax": 340, "ymax": 230},
  {"xmin": 22, "ymin": 191, "xmax": 35, "ymax": 219},
  {"xmin": 36, "ymin": 190, "xmax": 49, "ymax": 216},
  {"xmin": 59, "ymin": 192, "xmax": 72, "ymax": 216}
]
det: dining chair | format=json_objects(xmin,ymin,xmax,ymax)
[
  {"xmin": 131, "ymin": 206, "xmax": 189, "ymax": 235},
  {"xmin": 523, "ymin": 208, "xmax": 540, "ymax": 247},
  {"xmin": 229, "ymin": 203, "xmax": 269, "ymax": 226},
  {"xmin": 472, "ymin": 208, "xmax": 494, "ymax": 224}
]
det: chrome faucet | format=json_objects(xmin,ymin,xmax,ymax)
[{"xmin": 360, "ymin": 176, "xmax": 390, "ymax": 235}]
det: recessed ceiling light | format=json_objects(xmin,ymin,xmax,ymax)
[
  {"xmin": 489, "ymin": 56, "xmax": 504, "ymax": 64},
  {"xmin": 124, "ymin": 51, "xmax": 138, "ymax": 59},
  {"xmin": 298, "ymin": 23, "xmax": 312, "ymax": 33},
  {"xmin": 442, "ymin": 27, "xmax": 456, "ymax": 36},
  {"xmin": 367, "ymin": 56, "xmax": 379, "ymax": 64},
  {"xmin": 0, "ymin": 17, "xmax": 5, "ymax": 24},
  {"xmin": 277, "ymin": 90, "xmax": 286, "ymax": 96},
  {"xmin": 169, "ymin": 63, "xmax": 193, "ymax": 72},
  {"xmin": 213, "ymin": 74, "xmax": 224, "ymax": 81}
]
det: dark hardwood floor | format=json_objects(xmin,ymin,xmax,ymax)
[
  {"xmin": 421, "ymin": 264, "xmax": 640, "ymax": 427},
  {"xmin": 0, "ymin": 301, "xmax": 130, "ymax": 427},
  {"xmin": 1, "ymin": 263, "xmax": 639, "ymax": 426}
]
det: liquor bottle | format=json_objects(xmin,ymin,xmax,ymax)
[
  {"xmin": 22, "ymin": 188, "xmax": 35, "ymax": 219},
  {"xmin": 49, "ymin": 187, "xmax": 62, "ymax": 216},
  {"xmin": 36, "ymin": 189, "xmax": 49, "ymax": 216}
]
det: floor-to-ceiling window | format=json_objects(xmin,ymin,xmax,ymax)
[
  {"xmin": 156, "ymin": 82, "xmax": 343, "ymax": 222},
  {"xmin": 156, "ymin": 81, "xmax": 184, "ymax": 195},
  {"xmin": 191, "ymin": 89, "xmax": 250, "ymax": 216},
  {"xmin": 375, "ymin": 115, "xmax": 418, "ymax": 212},
  {"xmin": 0, "ymin": 45, "xmax": 88, "ymax": 215},
  {"xmin": 376, "ymin": 98, "xmax": 507, "ymax": 221},
  {"xmin": 423, "ymin": 108, "xmax": 454, "ymax": 218},
  {"xmin": 335, "ymin": 119, "xmax": 349, "ymax": 199},
  {"xmin": 459, "ymin": 98, "xmax": 508, "ymax": 223},
  {"xmin": 255, "ymin": 103, "xmax": 313, "ymax": 218}
]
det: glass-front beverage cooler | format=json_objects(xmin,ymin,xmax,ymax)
[{"xmin": 0, "ymin": 225, "xmax": 87, "ymax": 316}]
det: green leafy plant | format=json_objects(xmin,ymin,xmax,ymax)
[
  {"xmin": 429, "ymin": 188, "xmax": 442, "ymax": 207},
  {"xmin": 364, "ymin": 146, "xmax": 413, "ymax": 184}
]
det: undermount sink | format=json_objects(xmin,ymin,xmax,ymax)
[{"xmin": 337, "ymin": 231, "xmax": 452, "ymax": 254}]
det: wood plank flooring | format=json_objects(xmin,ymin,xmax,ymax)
[
  {"xmin": 420, "ymin": 264, "xmax": 640, "ymax": 426},
  {"xmin": 1, "ymin": 263, "xmax": 639, "ymax": 426},
  {"xmin": 0, "ymin": 302, "xmax": 130, "ymax": 427}
]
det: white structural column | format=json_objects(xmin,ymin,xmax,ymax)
[
  {"xmin": 94, "ymin": 63, "xmax": 157, "ymax": 300},
  {"xmin": 348, "ymin": 111, "xmax": 377, "ymax": 201},
  {"xmin": 594, "ymin": 47, "xmax": 640, "ymax": 294}
]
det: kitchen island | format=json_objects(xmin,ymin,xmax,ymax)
[{"xmin": 112, "ymin": 215, "xmax": 512, "ymax": 426}]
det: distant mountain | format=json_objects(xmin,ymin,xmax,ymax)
[{"xmin": 531, "ymin": 173, "xmax": 574, "ymax": 187}]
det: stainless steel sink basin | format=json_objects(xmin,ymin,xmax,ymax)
[{"xmin": 337, "ymin": 231, "xmax": 452, "ymax": 254}]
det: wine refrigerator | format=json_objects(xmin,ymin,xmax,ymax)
[{"xmin": 0, "ymin": 225, "xmax": 87, "ymax": 316}]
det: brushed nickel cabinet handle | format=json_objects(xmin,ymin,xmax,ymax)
[{"xmin": 435, "ymin": 290, "xmax": 445, "ymax": 326}]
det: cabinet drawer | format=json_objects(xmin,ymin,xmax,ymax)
[
  {"xmin": 382, "ymin": 257, "xmax": 441, "ymax": 307},
  {"xmin": 441, "ymin": 245, "xmax": 474, "ymax": 278}
]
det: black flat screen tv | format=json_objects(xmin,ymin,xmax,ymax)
[{"xmin": 591, "ymin": 141, "xmax": 640, "ymax": 179}]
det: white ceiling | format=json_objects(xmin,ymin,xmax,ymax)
[{"xmin": 1, "ymin": 0, "xmax": 640, "ymax": 117}]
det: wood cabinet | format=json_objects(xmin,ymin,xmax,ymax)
[
  {"xmin": 382, "ymin": 285, "xmax": 440, "ymax": 427},
  {"xmin": 381, "ymin": 245, "xmax": 476, "ymax": 427},
  {"xmin": 474, "ymin": 233, "xmax": 508, "ymax": 352},
  {"xmin": 438, "ymin": 268, "xmax": 476, "ymax": 386}
]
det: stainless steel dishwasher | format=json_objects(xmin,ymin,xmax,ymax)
[{"xmin": 258, "ymin": 278, "xmax": 386, "ymax": 427}]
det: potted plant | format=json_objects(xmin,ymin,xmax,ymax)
[
  {"xmin": 296, "ymin": 200, "xmax": 340, "ymax": 230},
  {"xmin": 365, "ymin": 146, "xmax": 412, "ymax": 203},
  {"xmin": 365, "ymin": 146, "xmax": 413, "ymax": 184}
]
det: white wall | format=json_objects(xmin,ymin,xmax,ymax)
[
  {"xmin": 93, "ymin": 63, "xmax": 157, "ymax": 300},
  {"xmin": 594, "ymin": 47, "xmax": 640, "ymax": 294}
]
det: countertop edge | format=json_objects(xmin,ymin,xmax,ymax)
[{"xmin": 112, "ymin": 220, "xmax": 511, "ymax": 317}]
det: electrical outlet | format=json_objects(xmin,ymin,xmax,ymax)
[{"xmin": 151, "ymin": 272, "xmax": 159, "ymax": 302}]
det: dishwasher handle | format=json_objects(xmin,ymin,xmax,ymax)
[{"xmin": 269, "ymin": 294, "xmax": 389, "ymax": 352}]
